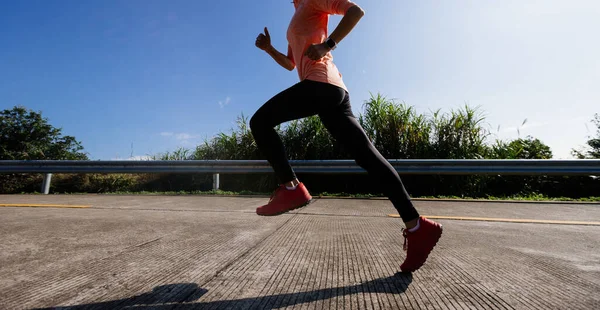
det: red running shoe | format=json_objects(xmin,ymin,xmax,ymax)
[
  {"xmin": 400, "ymin": 216, "xmax": 443, "ymax": 272},
  {"xmin": 256, "ymin": 182, "xmax": 312, "ymax": 216}
]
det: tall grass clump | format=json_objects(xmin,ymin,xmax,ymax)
[
  {"xmin": 88, "ymin": 93, "xmax": 596, "ymax": 198},
  {"xmin": 359, "ymin": 93, "xmax": 432, "ymax": 159}
]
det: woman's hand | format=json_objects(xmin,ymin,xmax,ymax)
[
  {"xmin": 255, "ymin": 27, "xmax": 272, "ymax": 51},
  {"xmin": 256, "ymin": 27, "xmax": 295, "ymax": 71},
  {"xmin": 305, "ymin": 43, "xmax": 330, "ymax": 61}
]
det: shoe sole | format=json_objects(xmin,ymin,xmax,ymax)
[
  {"xmin": 257, "ymin": 198, "xmax": 314, "ymax": 217},
  {"xmin": 401, "ymin": 224, "xmax": 443, "ymax": 273}
]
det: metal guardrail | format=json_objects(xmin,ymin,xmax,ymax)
[
  {"xmin": 2, "ymin": 159, "xmax": 600, "ymax": 174},
  {"xmin": 1, "ymin": 159, "xmax": 599, "ymax": 194}
]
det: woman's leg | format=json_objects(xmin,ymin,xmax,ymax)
[
  {"xmin": 250, "ymin": 80, "xmax": 346, "ymax": 184},
  {"xmin": 317, "ymin": 89, "xmax": 420, "ymax": 223},
  {"xmin": 251, "ymin": 80, "xmax": 345, "ymax": 216},
  {"xmin": 317, "ymin": 87, "xmax": 442, "ymax": 272},
  {"xmin": 250, "ymin": 81, "xmax": 321, "ymax": 184}
]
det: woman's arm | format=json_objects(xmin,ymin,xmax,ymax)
[
  {"xmin": 256, "ymin": 27, "xmax": 295, "ymax": 71},
  {"xmin": 329, "ymin": 5, "xmax": 365, "ymax": 47},
  {"xmin": 305, "ymin": 4, "xmax": 365, "ymax": 60},
  {"xmin": 266, "ymin": 45, "xmax": 295, "ymax": 71}
]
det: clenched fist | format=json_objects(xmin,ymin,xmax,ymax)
[{"xmin": 255, "ymin": 27, "xmax": 272, "ymax": 51}]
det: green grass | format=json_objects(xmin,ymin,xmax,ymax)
[
  {"xmin": 102, "ymin": 190, "xmax": 270, "ymax": 196},
  {"xmin": 39, "ymin": 190, "xmax": 599, "ymax": 202},
  {"xmin": 413, "ymin": 194, "xmax": 600, "ymax": 202},
  {"xmin": 13, "ymin": 186, "xmax": 600, "ymax": 202}
]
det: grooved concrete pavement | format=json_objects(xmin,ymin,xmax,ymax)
[{"xmin": 0, "ymin": 195, "xmax": 599, "ymax": 309}]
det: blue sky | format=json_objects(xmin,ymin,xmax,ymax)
[{"xmin": 1, "ymin": 0, "xmax": 599, "ymax": 159}]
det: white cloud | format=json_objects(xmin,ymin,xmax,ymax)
[
  {"xmin": 180, "ymin": 140, "xmax": 195, "ymax": 147},
  {"xmin": 501, "ymin": 117, "xmax": 589, "ymax": 134},
  {"xmin": 175, "ymin": 133, "xmax": 196, "ymax": 140},
  {"xmin": 219, "ymin": 96, "xmax": 231, "ymax": 108},
  {"xmin": 160, "ymin": 131, "xmax": 200, "ymax": 144},
  {"xmin": 127, "ymin": 155, "xmax": 152, "ymax": 161},
  {"xmin": 502, "ymin": 121, "xmax": 547, "ymax": 133},
  {"xmin": 110, "ymin": 155, "xmax": 153, "ymax": 161},
  {"xmin": 160, "ymin": 132, "xmax": 197, "ymax": 140}
]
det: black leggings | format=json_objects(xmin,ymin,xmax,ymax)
[{"xmin": 250, "ymin": 79, "xmax": 420, "ymax": 222}]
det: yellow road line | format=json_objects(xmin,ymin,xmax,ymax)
[
  {"xmin": 0, "ymin": 204, "xmax": 90, "ymax": 209},
  {"xmin": 387, "ymin": 214, "xmax": 600, "ymax": 226}
]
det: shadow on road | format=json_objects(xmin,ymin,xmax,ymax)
[{"xmin": 36, "ymin": 272, "xmax": 413, "ymax": 309}]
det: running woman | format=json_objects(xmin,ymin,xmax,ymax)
[{"xmin": 251, "ymin": 0, "xmax": 442, "ymax": 272}]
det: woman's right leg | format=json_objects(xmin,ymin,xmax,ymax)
[
  {"xmin": 250, "ymin": 80, "xmax": 337, "ymax": 216},
  {"xmin": 250, "ymin": 81, "xmax": 323, "ymax": 184}
]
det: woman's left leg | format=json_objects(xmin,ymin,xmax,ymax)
[{"xmin": 317, "ymin": 87, "xmax": 442, "ymax": 273}]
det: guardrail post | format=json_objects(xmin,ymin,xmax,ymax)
[
  {"xmin": 213, "ymin": 173, "xmax": 220, "ymax": 191},
  {"xmin": 41, "ymin": 173, "xmax": 52, "ymax": 194}
]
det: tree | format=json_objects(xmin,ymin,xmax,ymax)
[
  {"xmin": 507, "ymin": 136, "xmax": 553, "ymax": 159},
  {"xmin": 489, "ymin": 136, "xmax": 553, "ymax": 159},
  {"xmin": 572, "ymin": 114, "xmax": 600, "ymax": 159},
  {"xmin": 1, "ymin": 106, "xmax": 89, "ymax": 193},
  {"xmin": 1, "ymin": 106, "xmax": 88, "ymax": 160}
]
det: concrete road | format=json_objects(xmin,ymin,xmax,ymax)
[{"xmin": 1, "ymin": 195, "xmax": 599, "ymax": 309}]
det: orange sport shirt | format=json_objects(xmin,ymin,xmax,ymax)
[{"xmin": 287, "ymin": 0, "xmax": 357, "ymax": 91}]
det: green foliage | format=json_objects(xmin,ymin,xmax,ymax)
[
  {"xmin": 0, "ymin": 106, "xmax": 88, "ymax": 160},
  {"xmin": 190, "ymin": 93, "xmax": 497, "ymax": 163},
  {"xmin": 1, "ymin": 106, "xmax": 88, "ymax": 193},
  {"xmin": 5, "ymin": 98, "xmax": 596, "ymax": 198},
  {"xmin": 70, "ymin": 174, "xmax": 139, "ymax": 193},
  {"xmin": 572, "ymin": 113, "xmax": 600, "ymax": 159},
  {"xmin": 149, "ymin": 93, "xmax": 566, "ymax": 196},
  {"xmin": 359, "ymin": 94, "xmax": 432, "ymax": 158},
  {"xmin": 151, "ymin": 147, "xmax": 192, "ymax": 160},
  {"xmin": 488, "ymin": 136, "xmax": 553, "ymax": 159},
  {"xmin": 428, "ymin": 105, "xmax": 489, "ymax": 159},
  {"xmin": 192, "ymin": 114, "xmax": 262, "ymax": 160},
  {"xmin": 282, "ymin": 115, "xmax": 342, "ymax": 159}
]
